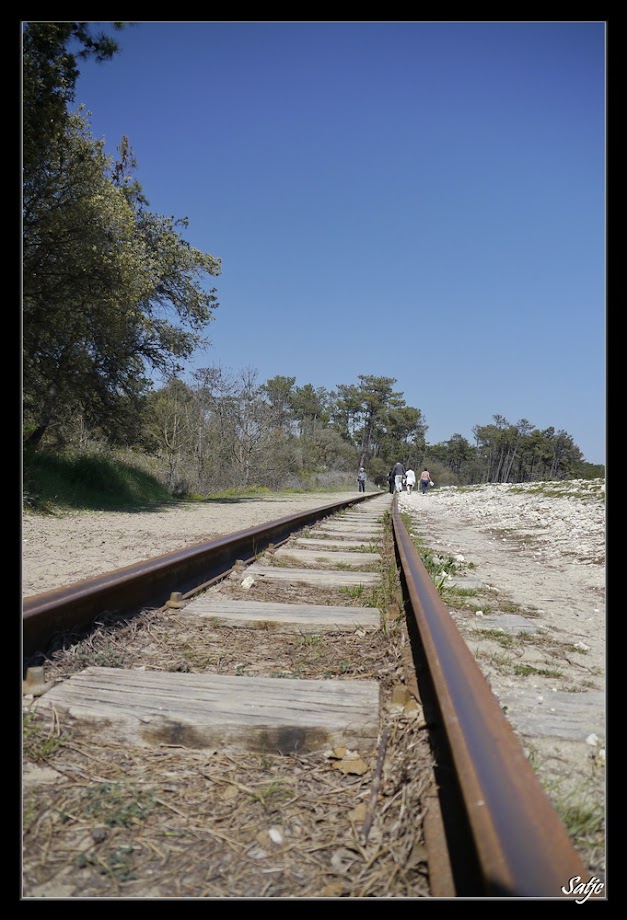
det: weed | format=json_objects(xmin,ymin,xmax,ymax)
[
  {"xmin": 23, "ymin": 796, "xmax": 38, "ymax": 831},
  {"xmin": 440, "ymin": 587, "xmax": 481, "ymax": 607},
  {"xmin": 474, "ymin": 629, "xmax": 524, "ymax": 649},
  {"xmin": 23, "ymin": 712, "xmax": 68, "ymax": 761},
  {"xmin": 499, "ymin": 601, "xmax": 523, "ymax": 613},
  {"xmin": 476, "ymin": 650, "xmax": 514, "ymax": 670},
  {"xmin": 77, "ymin": 845, "xmax": 138, "ymax": 881},
  {"xmin": 83, "ymin": 782, "xmax": 156, "ymax": 828},
  {"xmin": 558, "ymin": 800, "xmax": 605, "ymax": 842},
  {"xmin": 248, "ymin": 780, "xmax": 292, "ymax": 811},
  {"xmin": 298, "ymin": 634, "xmax": 322, "ymax": 648},
  {"xmin": 340, "ymin": 585, "xmax": 365, "ymax": 599},
  {"xmin": 548, "ymin": 787, "xmax": 606, "ymax": 867},
  {"xmin": 512, "ymin": 664, "xmax": 563, "ymax": 678},
  {"xmin": 75, "ymin": 648, "xmax": 125, "ymax": 668},
  {"xmin": 455, "ymin": 602, "xmax": 492, "ymax": 616}
]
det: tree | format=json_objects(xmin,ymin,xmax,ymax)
[
  {"xmin": 23, "ymin": 111, "xmax": 154, "ymax": 446},
  {"xmin": 145, "ymin": 378, "xmax": 198, "ymax": 492},
  {"xmin": 503, "ymin": 418, "xmax": 534, "ymax": 483},
  {"xmin": 261, "ymin": 376, "xmax": 297, "ymax": 433},
  {"xmin": 23, "ymin": 21, "xmax": 127, "ymax": 181},
  {"xmin": 290, "ymin": 384, "xmax": 329, "ymax": 440},
  {"xmin": 23, "ymin": 23, "xmax": 222, "ymax": 449},
  {"xmin": 353, "ymin": 375, "xmax": 405, "ymax": 466},
  {"xmin": 381, "ymin": 405, "xmax": 427, "ymax": 465}
]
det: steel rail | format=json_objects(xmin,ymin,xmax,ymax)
[
  {"xmin": 23, "ymin": 493, "xmax": 380, "ymax": 660},
  {"xmin": 392, "ymin": 498, "xmax": 591, "ymax": 898}
]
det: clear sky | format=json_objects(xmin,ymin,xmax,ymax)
[{"xmin": 68, "ymin": 21, "xmax": 606, "ymax": 464}]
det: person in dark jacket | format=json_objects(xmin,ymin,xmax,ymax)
[
  {"xmin": 387, "ymin": 468, "xmax": 395, "ymax": 494},
  {"xmin": 392, "ymin": 461, "xmax": 406, "ymax": 493}
]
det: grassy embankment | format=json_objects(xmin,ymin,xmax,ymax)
[{"xmin": 22, "ymin": 451, "xmax": 361, "ymax": 514}]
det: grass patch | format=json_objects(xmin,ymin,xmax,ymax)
[
  {"xmin": 399, "ymin": 511, "xmax": 474, "ymax": 597},
  {"xmin": 557, "ymin": 799, "xmax": 605, "ymax": 844},
  {"xmin": 83, "ymin": 782, "xmax": 156, "ymax": 828},
  {"xmin": 23, "ymin": 450, "xmax": 174, "ymax": 513},
  {"xmin": 548, "ymin": 787, "xmax": 606, "ymax": 869},
  {"xmin": 476, "ymin": 650, "xmax": 515, "ymax": 670},
  {"xmin": 340, "ymin": 585, "xmax": 366, "ymax": 599},
  {"xmin": 248, "ymin": 780, "xmax": 293, "ymax": 810},
  {"xmin": 473, "ymin": 628, "xmax": 524, "ymax": 649},
  {"xmin": 76, "ymin": 845, "xmax": 139, "ymax": 882},
  {"xmin": 511, "ymin": 663, "xmax": 563, "ymax": 678},
  {"xmin": 23, "ymin": 712, "xmax": 69, "ymax": 762},
  {"xmin": 298, "ymin": 634, "xmax": 323, "ymax": 648}
]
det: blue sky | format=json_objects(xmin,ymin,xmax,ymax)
[{"xmin": 69, "ymin": 21, "xmax": 605, "ymax": 464}]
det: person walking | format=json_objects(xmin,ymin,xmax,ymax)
[
  {"xmin": 405, "ymin": 468, "xmax": 416, "ymax": 494},
  {"xmin": 357, "ymin": 467, "xmax": 366, "ymax": 492},
  {"xmin": 419, "ymin": 468, "xmax": 431, "ymax": 494},
  {"xmin": 392, "ymin": 460, "xmax": 406, "ymax": 493},
  {"xmin": 387, "ymin": 467, "xmax": 395, "ymax": 494}
]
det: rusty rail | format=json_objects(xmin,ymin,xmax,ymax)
[{"xmin": 392, "ymin": 497, "xmax": 591, "ymax": 898}]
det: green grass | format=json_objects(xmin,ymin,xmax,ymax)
[
  {"xmin": 23, "ymin": 712, "xmax": 69, "ymax": 761},
  {"xmin": 22, "ymin": 450, "xmax": 367, "ymax": 515},
  {"xmin": 23, "ymin": 450, "xmax": 174, "ymax": 512},
  {"xmin": 399, "ymin": 511, "xmax": 467, "ymax": 595},
  {"xmin": 83, "ymin": 782, "xmax": 156, "ymax": 828},
  {"xmin": 511, "ymin": 663, "xmax": 563, "ymax": 678},
  {"xmin": 473, "ymin": 628, "xmax": 524, "ymax": 648}
]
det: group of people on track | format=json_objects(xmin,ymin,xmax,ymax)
[
  {"xmin": 388, "ymin": 462, "xmax": 432, "ymax": 494},
  {"xmin": 357, "ymin": 463, "xmax": 432, "ymax": 494}
]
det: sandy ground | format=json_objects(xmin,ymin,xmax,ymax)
[{"xmin": 21, "ymin": 492, "xmax": 362, "ymax": 597}]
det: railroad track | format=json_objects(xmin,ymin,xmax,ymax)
[{"xmin": 22, "ymin": 493, "xmax": 595, "ymax": 899}]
